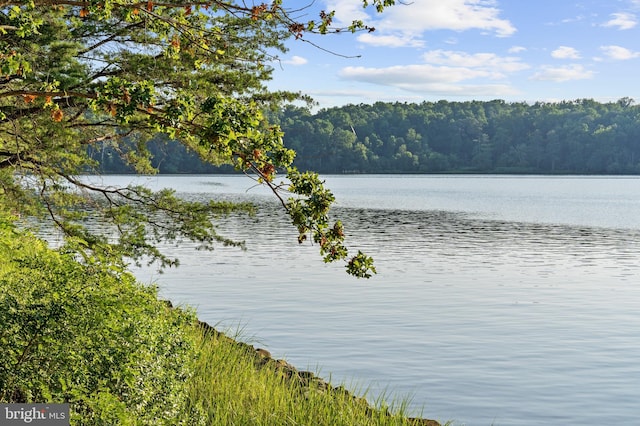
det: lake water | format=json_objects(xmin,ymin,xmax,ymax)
[{"xmin": 91, "ymin": 174, "xmax": 640, "ymax": 425}]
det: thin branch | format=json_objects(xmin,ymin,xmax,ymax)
[
  {"xmin": 0, "ymin": 90, "xmax": 96, "ymax": 100},
  {"xmin": 78, "ymin": 21, "xmax": 145, "ymax": 55},
  {"xmin": 39, "ymin": 178, "xmax": 71, "ymax": 235},
  {"xmin": 0, "ymin": 149, "xmax": 43, "ymax": 170},
  {"xmin": 294, "ymin": 37, "xmax": 361, "ymax": 59},
  {"xmin": 79, "ymin": 129, "xmax": 133, "ymax": 145}
]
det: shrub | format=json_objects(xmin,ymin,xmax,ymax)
[{"xmin": 0, "ymin": 216, "xmax": 199, "ymax": 424}]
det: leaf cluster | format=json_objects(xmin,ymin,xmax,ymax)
[{"xmin": 284, "ymin": 168, "xmax": 375, "ymax": 278}]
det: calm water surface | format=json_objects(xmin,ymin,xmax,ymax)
[{"xmin": 96, "ymin": 175, "xmax": 640, "ymax": 426}]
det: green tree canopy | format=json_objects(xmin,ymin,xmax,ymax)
[
  {"xmin": 271, "ymin": 99, "xmax": 640, "ymax": 174},
  {"xmin": 0, "ymin": 0, "xmax": 383, "ymax": 277}
]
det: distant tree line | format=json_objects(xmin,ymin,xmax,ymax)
[
  {"xmin": 91, "ymin": 98, "xmax": 640, "ymax": 174},
  {"xmin": 87, "ymin": 133, "xmax": 234, "ymax": 174}
]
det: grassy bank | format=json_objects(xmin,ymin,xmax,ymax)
[{"xmin": 0, "ymin": 216, "xmax": 443, "ymax": 425}]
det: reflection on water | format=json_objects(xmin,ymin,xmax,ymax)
[
  {"xmin": 339, "ymin": 207, "xmax": 640, "ymax": 284},
  {"xmin": 35, "ymin": 175, "xmax": 640, "ymax": 425}
]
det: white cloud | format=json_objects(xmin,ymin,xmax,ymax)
[
  {"xmin": 324, "ymin": 0, "xmax": 370, "ymax": 25},
  {"xmin": 308, "ymin": 88, "xmax": 425, "ymax": 105},
  {"xmin": 283, "ymin": 56, "xmax": 308, "ymax": 66},
  {"xmin": 530, "ymin": 64, "xmax": 595, "ymax": 82},
  {"xmin": 600, "ymin": 45, "xmax": 640, "ymax": 60},
  {"xmin": 342, "ymin": 64, "xmax": 439, "ymax": 84},
  {"xmin": 381, "ymin": 0, "xmax": 516, "ymax": 37},
  {"xmin": 338, "ymin": 49, "xmax": 529, "ymax": 96},
  {"xmin": 339, "ymin": 64, "xmax": 519, "ymax": 96},
  {"xmin": 341, "ymin": 63, "xmax": 491, "ymax": 84},
  {"xmin": 422, "ymin": 50, "xmax": 530, "ymax": 73},
  {"xmin": 356, "ymin": 33, "xmax": 425, "ymax": 48},
  {"xmin": 560, "ymin": 15, "xmax": 586, "ymax": 24},
  {"xmin": 508, "ymin": 46, "xmax": 527, "ymax": 54},
  {"xmin": 602, "ymin": 12, "xmax": 637, "ymax": 30},
  {"xmin": 328, "ymin": 0, "xmax": 516, "ymax": 43},
  {"xmin": 551, "ymin": 46, "xmax": 581, "ymax": 59}
]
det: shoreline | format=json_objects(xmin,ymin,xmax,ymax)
[{"xmin": 194, "ymin": 313, "xmax": 442, "ymax": 426}]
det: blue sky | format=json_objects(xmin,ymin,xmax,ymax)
[{"xmin": 268, "ymin": 0, "xmax": 640, "ymax": 109}]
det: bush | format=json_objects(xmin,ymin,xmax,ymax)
[{"xmin": 0, "ymin": 216, "xmax": 199, "ymax": 425}]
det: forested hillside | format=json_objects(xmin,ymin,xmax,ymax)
[
  {"xmin": 92, "ymin": 98, "xmax": 640, "ymax": 174},
  {"xmin": 274, "ymin": 98, "xmax": 640, "ymax": 174}
]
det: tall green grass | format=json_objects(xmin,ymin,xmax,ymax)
[{"xmin": 182, "ymin": 325, "xmax": 440, "ymax": 425}]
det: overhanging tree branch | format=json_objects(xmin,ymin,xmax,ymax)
[{"xmin": 0, "ymin": 0, "xmax": 388, "ymax": 277}]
